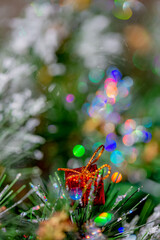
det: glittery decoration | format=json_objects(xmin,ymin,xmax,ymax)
[
  {"xmin": 69, "ymin": 187, "xmax": 82, "ymax": 200},
  {"xmin": 58, "ymin": 145, "xmax": 111, "ymax": 206}
]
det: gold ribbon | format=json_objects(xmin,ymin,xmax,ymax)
[{"xmin": 58, "ymin": 145, "xmax": 111, "ymax": 185}]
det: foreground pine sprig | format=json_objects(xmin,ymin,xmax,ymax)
[
  {"xmin": 0, "ymin": 172, "xmax": 159, "ymax": 240},
  {"xmin": 16, "ymin": 173, "xmax": 153, "ymax": 240}
]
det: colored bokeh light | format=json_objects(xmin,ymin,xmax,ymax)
[
  {"xmin": 92, "ymin": 95, "xmax": 107, "ymax": 108},
  {"xmin": 88, "ymin": 106, "xmax": 95, "ymax": 118},
  {"xmin": 123, "ymin": 134, "xmax": 135, "ymax": 146},
  {"xmin": 84, "ymin": 66, "xmax": 151, "ymax": 170},
  {"xmin": 143, "ymin": 118, "xmax": 152, "ymax": 128},
  {"xmin": 110, "ymin": 150, "xmax": 124, "ymax": 165},
  {"xmin": 134, "ymin": 130, "xmax": 143, "ymax": 141},
  {"xmin": 124, "ymin": 119, "xmax": 136, "ymax": 133},
  {"xmin": 142, "ymin": 131, "xmax": 152, "ymax": 143},
  {"xmin": 129, "ymin": 148, "xmax": 138, "ymax": 163},
  {"xmin": 104, "ymin": 77, "xmax": 117, "ymax": 88},
  {"xmin": 69, "ymin": 187, "xmax": 82, "ymax": 200},
  {"xmin": 110, "ymin": 69, "xmax": 122, "ymax": 82},
  {"xmin": 78, "ymin": 81, "xmax": 88, "ymax": 93},
  {"xmin": 94, "ymin": 212, "xmax": 113, "ymax": 227},
  {"xmin": 108, "ymin": 112, "xmax": 121, "ymax": 124},
  {"xmin": 111, "ymin": 172, "xmax": 122, "ymax": 183},
  {"xmin": 106, "ymin": 133, "xmax": 116, "ymax": 141},
  {"xmin": 106, "ymin": 66, "xmax": 121, "ymax": 78},
  {"xmin": 104, "ymin": 122, "xmax": 115, "ymax": 134},
  {"xmin": 118, "ymin": 227, "xmax": 124, "ymax": 233},
  {"xmin": 92, "ymin": 142, "xmax": 102, "ymax": 151},
  {"xmin": 82, "ymin": 102, "xmax": 90, "ymax": 114},
  {"xmin": 114, "ymin": 0, "xmax": 125, "ymax": 7},
  {"xmin": 105, "ymin": 139, "xmax": 117, "ymax": 152},
  {"xmin": 106, "ymin": 82, "xmax": 118, "ymax": 98},
  {"xmin": 123, "ymin": 76, "xmax": 133, "ymax": 88},
  {"xmin": 113, "ymin": 7, "xmax": 132, "ymax": 20},
  {"xmin": 118, "ymin": 86, "xmax": 129, "ymax": 98},
  {"xmin": 73, "ymin": 145, "xmax": 85, "ymax": 157},
  {"xmin": 107, "ymin": 97, "xmax": 116, "ymax": 105},
  {"xmin": 106, "ymin": 104, "xmax": 113, "ymax": 114},
  {"xmin": 89, "ymin": 68, "xmax": 105, "ymax": 83},
  {"xmin": 66, "ymin": 94, "xmax": 75, "ymax": 103},
  {"xmin": 48, "ymin": 125, "xmax": 57, "ymax": 134}
]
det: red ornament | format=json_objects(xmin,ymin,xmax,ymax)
[{"xmin": 58, "ymin": 145, "xmax": 111, "ymax": 207}]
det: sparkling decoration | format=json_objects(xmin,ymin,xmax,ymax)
[
  {"xmin": 69, "ymin": 187, "xmax": 82, "ymax": 200},
  {"xmin": 66, "ymin": 94, "xmax": 75, "ymax": 103},
  {"xmin": 94, "ymin": 212, "xmax": 113, "ymax": 227},
  {"xmin": 58, "ymin": 145, "xmax": 111, "ymax": 206},
  {"xmin": 0, "ymin": 0, "xmax": 158, "ymax": 239},
  {"xmin": 73, "ymin": 145, "xmax": 85, "ymax": 157},
  {"xmin": 111, "ymin": 172, "xmax": 122, "ymax": 183},
  {"xmin": 83, "ymin": 222, "xmax": 104, "ymax": 240},
  {"xmin": 37, "ymin": 211, "xmax": 75, "ymax": 240}
]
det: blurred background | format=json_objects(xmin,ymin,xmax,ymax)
[{"xmin": 0, "ymin": 0, "xmax": 160, "ymax": 222}]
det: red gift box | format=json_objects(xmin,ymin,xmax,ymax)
[
  {"xmin": 65, "ymin": 164, "xmax": 105, "ymax": 207},
  {"xmin": 58, "ymin": 145, "xmax": 111, "ymax": 207}
]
